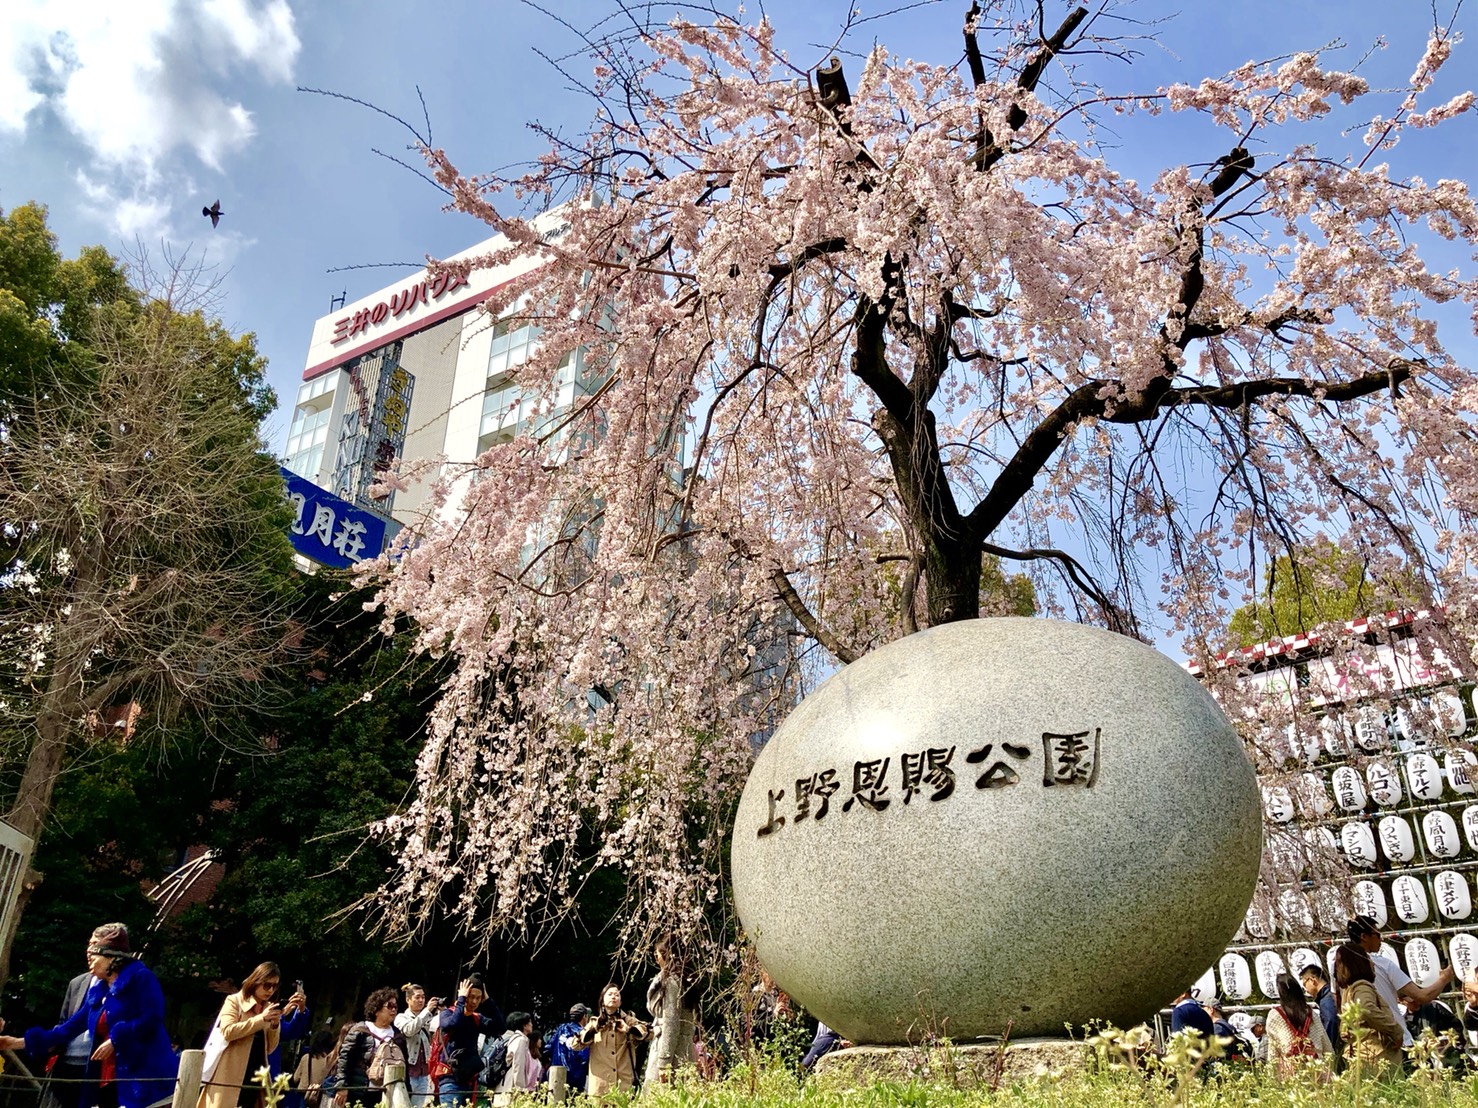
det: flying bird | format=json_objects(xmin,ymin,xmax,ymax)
[{"xmin": 202, "ymin": 200, "xmax": 224, "ymax": 228}]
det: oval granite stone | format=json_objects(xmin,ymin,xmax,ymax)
[{"xmin": 730, "ymin": 618, "xmax": 1262, "ymax": 1043}]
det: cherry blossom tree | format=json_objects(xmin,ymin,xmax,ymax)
[{"xmin": 366, "ymin": 3, "xmax": 1478, "ymax": 955}]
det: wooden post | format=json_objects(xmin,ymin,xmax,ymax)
[
  {"xmin": 548, "ymin": 1065, "xmax": 568, "ymax": 1103},
  {"xmin": 383, "ymin": 1064, "xmax": 410, "ymax": 1108},
  {"xmin": 173, "ymin": 1048, "xmax": 204, "ymax": 1108}
]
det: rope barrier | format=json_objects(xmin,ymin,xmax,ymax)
[
  {"xmin": 0, "ymin": 1074, "xmax": 179, "ymax": 1086},
  {"xmin": 0, "ymin": 1073, "xmax": 402, "ymax": 1092}
]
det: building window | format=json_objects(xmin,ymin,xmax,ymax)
[
  {"xmin": 285, "ymin": 404, "xmax": 332, "ymax": 462},
  {"xmin": 487, "ymin": 319, "xmax": 542, "ymax": 379}
]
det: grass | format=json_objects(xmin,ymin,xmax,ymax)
[
  {"xmin": 630, "ymin": 1059, "xmax": 1478, "ymax": 1108},
  {"xmin": 255, "ymin": 1027, "xmax": 1478, "ymax": 1108}
]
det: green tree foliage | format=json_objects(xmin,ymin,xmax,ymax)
[
  {"xmin": 6, "ymin": 567, "xmax": 632, "ymax": 1035},
  {"xmin": 166, "ymin": 579, "xmax": 446, "ymax": 997},
  {"xmin": 1227, "ymin": 538, "xmax": 1422, "ymax": 647},
  {"xmin": 979, "ymin": 555, "xmax": 1037, "ymax": 618},
  {"xmin": 0, "ymin": 202, "xmax": 135, "ymax": 402},
  {"xmin": 177, "ymin": 578, "xmax": 629, "ymax": 1023},
  {"xmin": 0, "ymin": 203, "xmax": 298, "ymax": 982},
  {"xmin": 880, "ymin": 551, "xmax": 1036, "ymax": 631},
  {"xmin": 4, "ymin": 735, "xmax": 220, "ymax": 1027}
]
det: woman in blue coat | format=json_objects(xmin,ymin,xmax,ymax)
[{"xmin": 0, "ymin": 923, "xmax": 178, "ymax": 1108}]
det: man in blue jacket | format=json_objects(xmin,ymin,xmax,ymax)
[
  {"xmin": 435, "ymin": 976, "xmax": 505, "ymax": 1106},
  {"xmin": 1299, "ymin": 963, "xmax": 1340, "ymax": 1062},
  {"xmin": 0, "ymin": 924, "xmax": 178, "ymax": 1108},
  {"xmin": 548, "ymin": 1004, "xmax": 591, "ymax": 1093}
]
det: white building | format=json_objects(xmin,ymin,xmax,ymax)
[{"xmin": 283, "ymin": 207, "xmax": 588, "ymax": 525}]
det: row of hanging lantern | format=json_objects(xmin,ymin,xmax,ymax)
[
  {"xmin": 1265, "ymin": 688, "xmax": 1474, "ymax": 768},
  {"xmin": 1263, "ymin": 750, "xmax": 1478, "ymax": 823},
  {"xmin": 1215, "ymin": 683, "xmax": 1478, "ymax": 1004}
]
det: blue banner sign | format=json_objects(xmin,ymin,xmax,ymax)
[{"xmin": 280, "ymin": 466, "xmax": 393, "ymax": 569}]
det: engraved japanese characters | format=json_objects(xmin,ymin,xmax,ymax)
[{"xmin": 730, "ymin": 618, "xmax": 1262, "ymax": 1042}]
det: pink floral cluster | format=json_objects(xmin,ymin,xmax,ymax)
[{"xmin": 362, "ymin": 11, "xmax": 1478, "ymax": 959}]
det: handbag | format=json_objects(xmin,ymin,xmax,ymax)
[
  {"xmin": 427, "ymin": 1030, "xmax": 451, "ymax": 1082},
  {"xmin": 201, "ymin": 1023, "xmax": 230, "ymax": 1084}
]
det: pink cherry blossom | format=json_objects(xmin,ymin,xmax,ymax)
[{"xmin": 361, "ymin": 8, "xmax": 1478, "ymax": 957}]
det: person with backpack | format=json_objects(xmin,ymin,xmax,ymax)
[
  {"xmin": 548, "ymin": 1004, "xmax": 591, "ymax": 1093},
  {"xmin": 333, "ymin": 988, "xmax": 407, "ymax": 1107},
  {"xmin": 435, "ymin": 976, "xmax": 506, "ymax": 1107},
  {"xmin": 492, "ymin": 1012, "xmax": 534, "ymax": 1097},
  {"xmin": 1265, "ymin": 973, "xmax": 1333, "ymax": 1080}
]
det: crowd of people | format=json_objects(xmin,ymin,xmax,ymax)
[
  {"xmin": 13, "ymin": 913, "xmax": 1478, "ymax": 1108},
  {"xmin": 1167, "ymin": 914, "xmax": 1478, "ymax": 1079},
  {"xmin": 0, "ymin": 926, "xmax": 765, "ymax": 1108}
]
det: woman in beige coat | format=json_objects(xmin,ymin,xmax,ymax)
[
  {"xmin": 580, "ymin": 985, "xmax": 649, "ymax": 1100},
  {"xmin": 1334, "ymin": 945, "xmax": 1403, "ymax": 1077},
  {"xmin": 200, "ymin": 963, "xmax": 290, "ymax": 1108}
]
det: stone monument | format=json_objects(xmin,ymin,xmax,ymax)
[{"xmin": 730, "ymin": 618, "xmax": 1262, "ymax": 1044}]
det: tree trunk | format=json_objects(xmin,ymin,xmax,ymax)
[
  {"xmin": 0, "ymin": 631, "xmax": 92, "ymax": 987},
  {"xmin": 922, "ymin": 534, "xmax": 982, "ymax": 626},
  {"xmin": 0, "ymin": 714, "xmax": 67, "ymax": 988},
  {"xmin": 873, "ymin": 406, "xmax": 982, "ymax": 627},
  {"xmin": 7, "ymin": 710, "xmax": 70, "ymax": 841}
]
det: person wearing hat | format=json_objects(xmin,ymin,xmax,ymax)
[
  {"xmin": 1249, "ymin": 1015, "xmax": 1268, "ymax": 1062},
  {"xmin": 1201, "ymin": 998, "xmax": 1247, "ymax": 1063},
  {"xmin": 549, "ymin": 1004, "xmax": 591, "ymax": 1093},
  {"xmin": 0, "ymin": 923, "xmax": 178, "ymax": 1108}
]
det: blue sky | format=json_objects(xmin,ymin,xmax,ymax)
[{"xmin": 2, "ymin": 0, "xmax": 1474, "ymax": 454}]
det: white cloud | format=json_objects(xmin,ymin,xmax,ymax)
[
  {"xmin": 0, "ymin": 47, "xmax": 44, "ymax": 133},
  {"xmin": 201, "ymin": 0, "xmax": 299, "ymax": 83},
  {"xmin": 74, "ymin": 171, "xmax": 174, "ymax": 243},
  {"xmin": 4, "ymin": 0, "xmax": 300, "ymax": 174},
  {"xmin": 2, "ymin": 0, "xmax": 298, "ymax": 235}
]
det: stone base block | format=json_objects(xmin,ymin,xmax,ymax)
[{"xmin": 813, "ymin": 1039, "xmax": 1087, "ymax": 1088}]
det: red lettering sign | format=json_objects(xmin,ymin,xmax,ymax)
[
  {"xmin": 390, "ymin": 282, "xmax": 427, "ymax": 316},
  {"xmin": 328, "ymin": 270, "xmax": 471, "ymax": 345}
]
